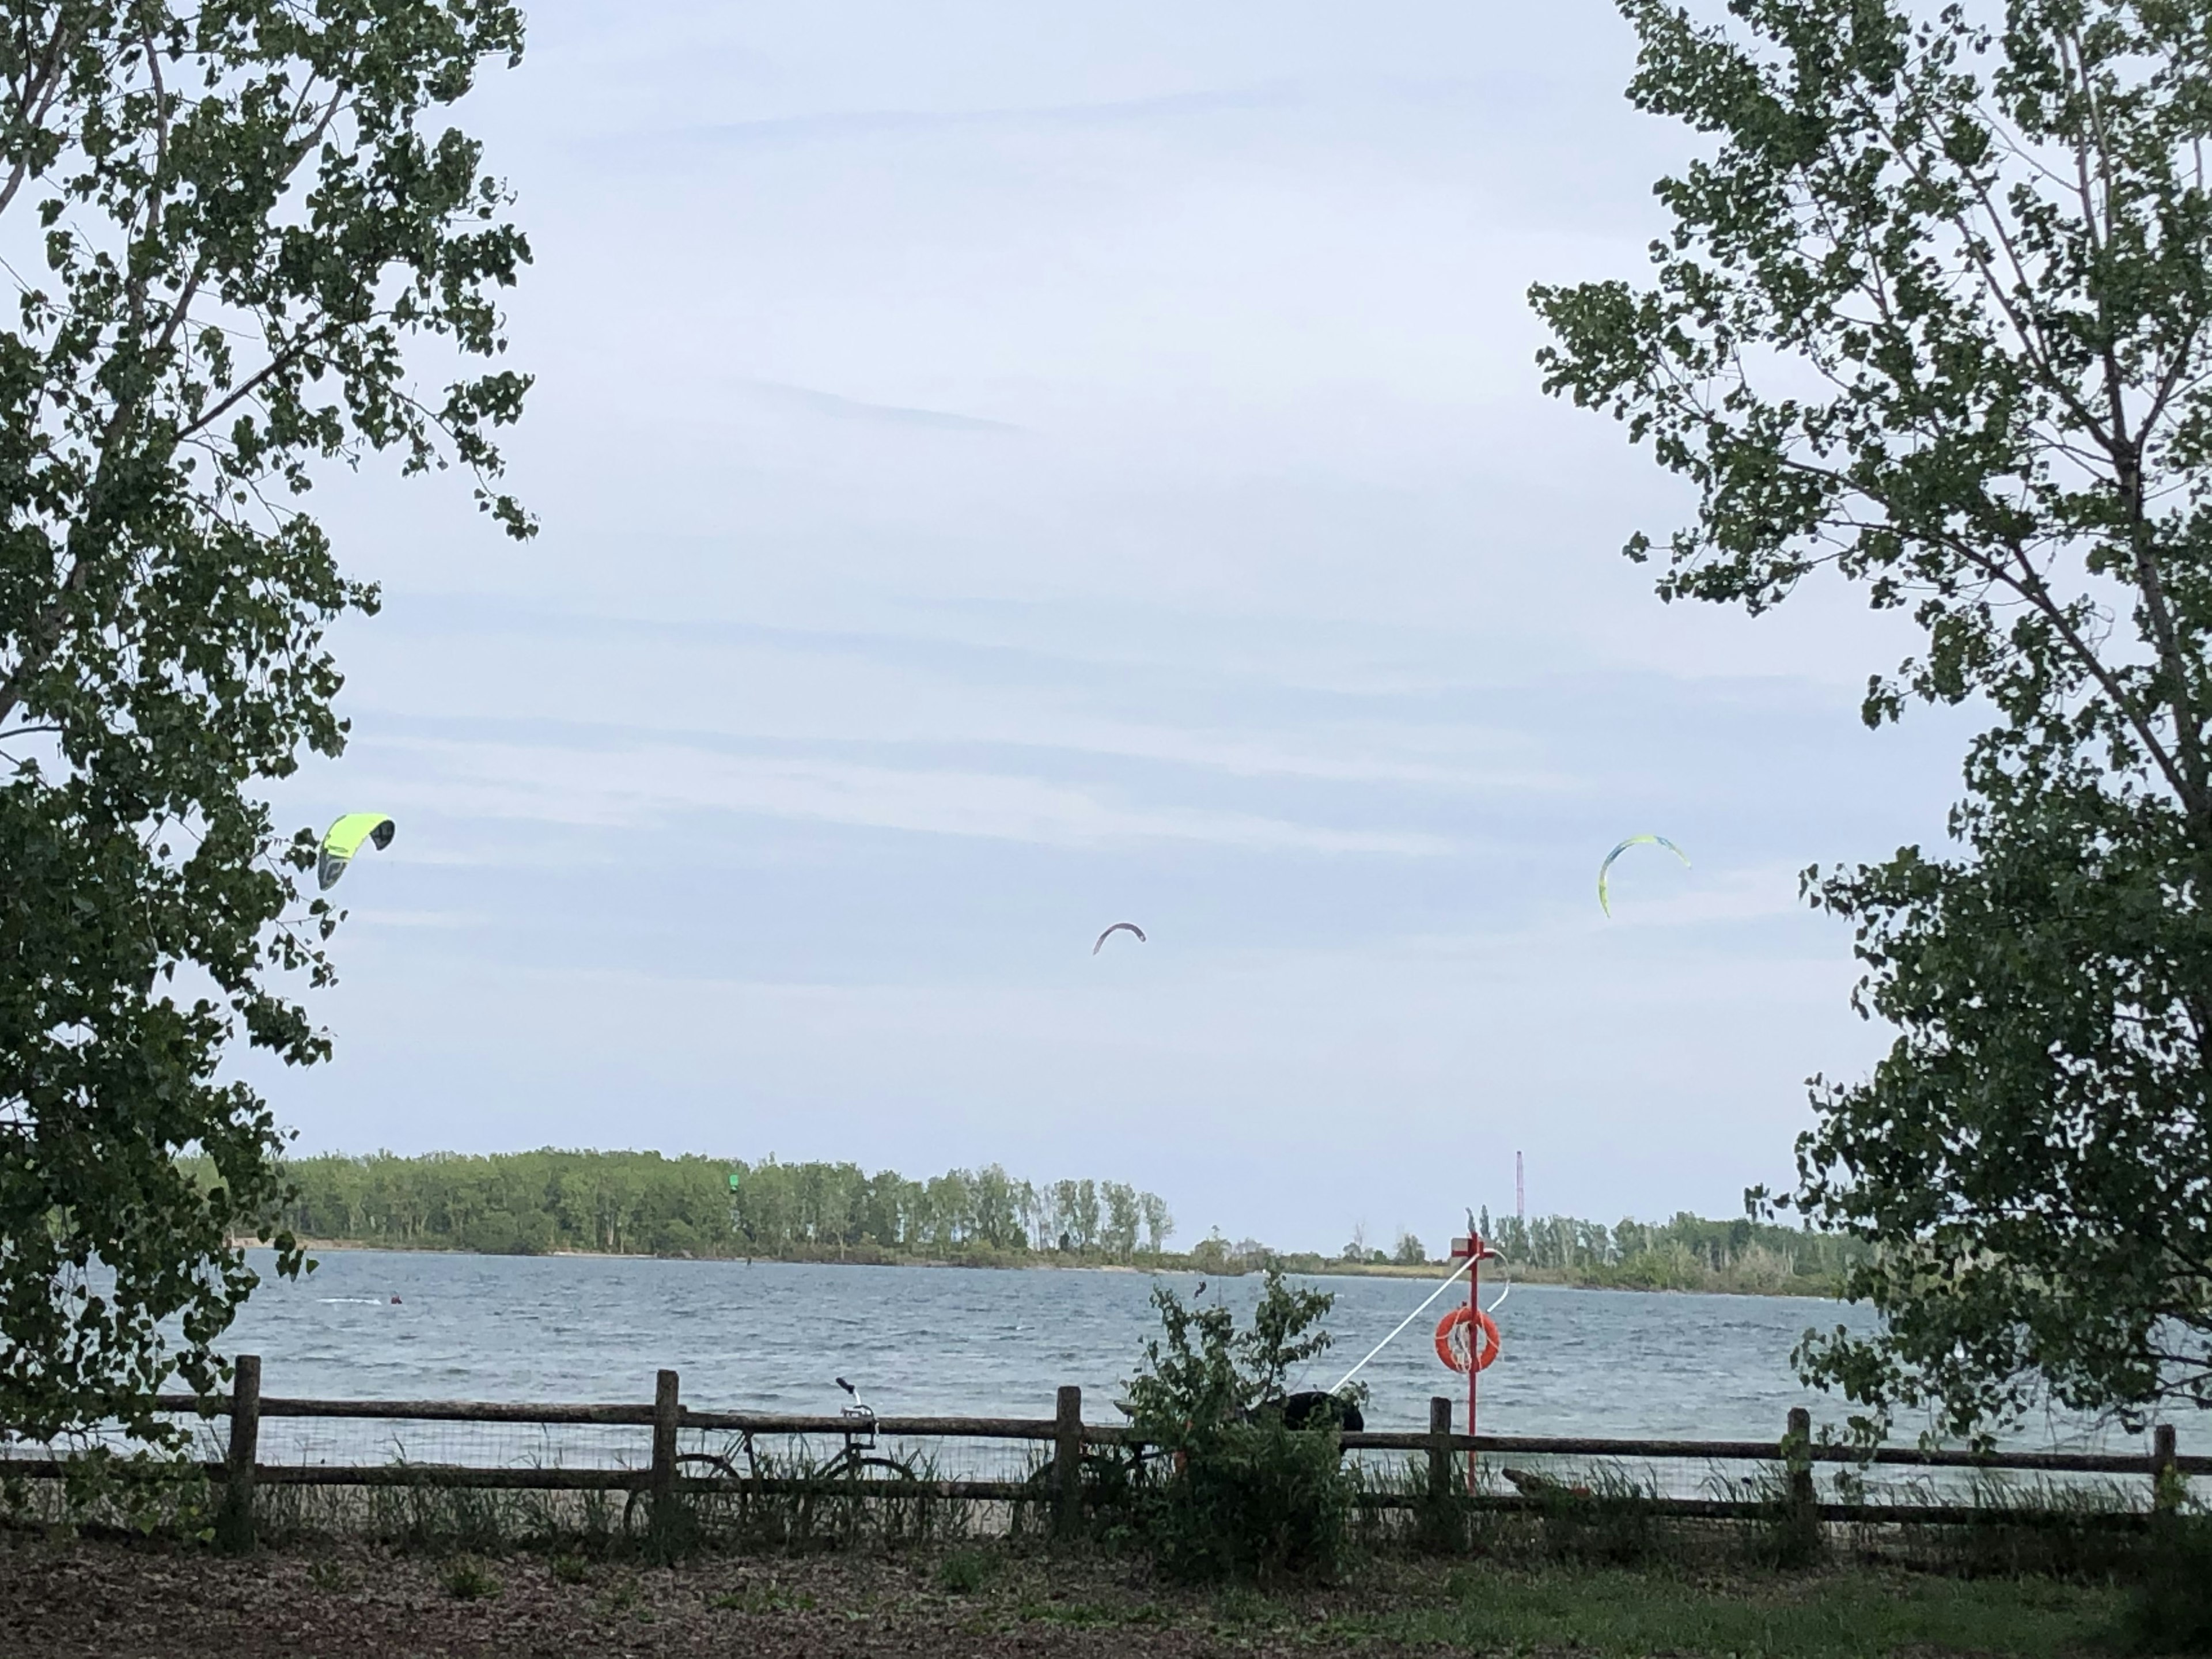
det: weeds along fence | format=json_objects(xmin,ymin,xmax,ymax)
[{"xmin": 1, "ymin": 1357, "xmax": 2200, "ymax": 1551}]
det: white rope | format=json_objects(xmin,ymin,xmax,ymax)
[{"xmin": 1327, "ymin": 1256, "xmax": 1477, "ymax": 1396}]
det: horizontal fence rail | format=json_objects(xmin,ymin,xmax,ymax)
[
  {"xmin": 1339, "ymin": 1431, "xmax": 2210, "ymax": 1476},
  {"xmin": 111, "ymin": 1403, "xmax": 2212, "ymax": 1476},
  {"xmin": 3, "ymin": 1357, "xmax": 2196, "ymax": 1552}
]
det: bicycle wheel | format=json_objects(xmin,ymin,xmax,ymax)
[
  {"xmin": 840, "ymin": 1454, "xmax": 919, "ymax": 1482},
  {"xmin": 624, "ymin": 1451, "xmax": 748, "ymax": 1538},
  {"xmin": 677, "ymin": 1450, "xmax": 749, "ymax": 1484}
]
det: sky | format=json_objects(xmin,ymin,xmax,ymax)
[{"xmin": 260, "ymin": 0, "xmax": 1972, "ymax": 1254}]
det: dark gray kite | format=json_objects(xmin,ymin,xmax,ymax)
[{"xmin": 1092, "ymin": 922, "xmax": 1147, "ymax": 955}]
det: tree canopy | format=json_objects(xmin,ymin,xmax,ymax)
[
  {"xmin": 232, "ymin": 1149, "xmax": 1180, "ymax": 1264},
  {"xmin": 0, "ymin": 0, "xmax": 529, "ymax": 1449},
  {"xmin": 1536, "ymin": 0, "xmax": 2212, "ymax": 1441}
]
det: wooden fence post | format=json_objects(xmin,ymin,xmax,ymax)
[
  {"xmin": 217, "ymin": 1355, "xmax": 262, "ymax": 1554},
  {"xmin": 1427, "ymin": 1396, "xmax": 1455, "ymax": 1504},
  {"xmin": 642, "ymin": 1367, "xmax": 685, "ymax": 1554},
  {"xmin": 2154, "ymin": 1423, "xmax": 2180, "ymax": 1518},
  {"xmin": 1783, "ymin": 1406, "xmax": 1816, "ymax": 1552},
  {"xmin": 650, "ymin": 1368, "xmax": 681, "ymax": 1508},
  {"xmin": 1052, "ymin": 1384, "xmax": 1083, "ymax": 1540}
]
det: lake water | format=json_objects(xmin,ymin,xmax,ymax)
[
  {"xmin": 231, "ymin": 1250, "xmax": 1853, "ymax": 1435},
  {"xmin": 201, "ymin": 1249, "xmax": 2198, "ymax": 1480}
]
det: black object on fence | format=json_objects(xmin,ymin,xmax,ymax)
[{"xmin": 6, "ymin": 1356, "xmax": 2202, "ymax": 1554}]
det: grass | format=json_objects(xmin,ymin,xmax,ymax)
[
  {"xmin": 1358, "ymin": 1563, "xmax": 2116, "ymax": 1657},
  {"xmin": 958, "ymin": 1555, "xmax": 2128, "ymax": 1656},
  {"xmin": 934, "ymin": 1546, "xmax": 995, "ymax": 1595},
  {"xmin": 596, "ymin": 1577, "xmax": 641, "ymax": 1616},
  {"xmin": 707, "ymin": 1578, "xmax": 820, "ymax": 1613},
  {"xmin": 245, "ymin": 1478, "xmax": 616, "ymax": 1558},
  {"xmin": 438, "ymin": 1556, "xmax": 501, "ymax": 1601},
  {"xmin": 302, "ymin": 1556, "xmax": 351, "ymax": 1594},
  {"xmin": 765, "ymin": 1550, "xmax": 2138, "ymax": 1656},
  {"xmin": 0, "ymin": 1512, "xmax": 2173, "ymax": 1656},
  {"xmin": 6, "ymin": 1446, "xmax": 2198, "ymax": 1655}
]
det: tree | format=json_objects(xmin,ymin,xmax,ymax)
[
  {"xmin": 1140, "ymin": 1190, "xmax": 1174, "ymax": 1256},
  {"xmin": 0, "ymin": 0, "xmax": 531, "ymax": 1447},
  {"xmin": 1017, "ymin": 1177, "xmax": 1043, "ymax": 1249},
  {"xmin": 1050, "ymin": 1177, "xmax": 1081, "ymax": 1251},
  {"xmin": 1071, "ymin": 1176, "xmax": 1102, "ymax": 1253},
  {"xmin": 1535, "ymin": 0, "xmax": 2212, "ymax": 1440},
  {"xmin": 1102, "ymin": 1179, "xmax": 1141, "ymax": 1260},
  {"xmin": 923, "ymin": 1169, "xmax": 972, "ymax": 1251},
  {"xmin": 971, "ymin": 1162, "xmax": 1019, "ymax": 1250},
  {"xmin": 1391, "ymin": 1230, "xmax": 1426, "ymax": 1267}
]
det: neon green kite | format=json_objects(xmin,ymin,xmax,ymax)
[
  {"xmin": 319, "ymin": 813, "xmax": 396, "ymax": 891},
  {"xmin": 1597, "ymin": 834, "xmax": 1689, "ymax": 916}
]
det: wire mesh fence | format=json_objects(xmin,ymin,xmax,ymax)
[
  {"xmin": 2, "ymin": 1355, "xmax": 2196, "ymax": 1547},
  {"xmin": 1330, "ymin": 1446, "xmax": 2175, "ymax": 1513}
]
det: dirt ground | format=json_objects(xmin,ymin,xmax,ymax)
[{"xmin": 0, "ymin": 1533, "xmax": 1437, "ymax": 1659}]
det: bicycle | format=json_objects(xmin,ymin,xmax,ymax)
[
  {"xmin": 1018, "ymin": 1408, "xmax": 1172, "ymax": 1524},
  {"xmin": 811, "ymin": 1376, "xmax": 925, "ymax": 1482},
  {"xmin": 622, "ymin": 1376, "xmax": 919, "ymax": 1538}
]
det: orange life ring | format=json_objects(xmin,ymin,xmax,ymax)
[{"xmin": 1434, "ymin": 1305, "xmax": 1501, "ymax": 1374}]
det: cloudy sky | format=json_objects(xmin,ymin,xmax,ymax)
[{"xmin": 265, "ymin": 0, "xmax": 1969, "ymax": 1253}]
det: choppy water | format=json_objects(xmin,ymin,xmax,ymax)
[
  {"xmin": 206, "ymin": 1249, "xmax": 2197, "ymax": 1468},
  {"xmin": 237, "ymin": 1250, "xmax": 1838, "ymax": 1434}
]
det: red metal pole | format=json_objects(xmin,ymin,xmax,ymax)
[{"xmin": 1466, "ymin": 1232, "xmax": 1480, "ymax": 1494}]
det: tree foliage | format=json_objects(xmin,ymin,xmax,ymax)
[
  {"xmin": 1480, "ymin": 1207, "xmax": 1864, "ymax": 1292},
  {"xmin": 1536, "ymin": 0, "xmax": 2212, "ymax": 1440},
  {"xmin": 1126, "ymin": 1267, "xmax": 1342, "ymax": 1437},
  {"xmin": 230, "ymin": 1148, "xmax": 1177, "ymax": 1263},
  {"xmin": 0, "ymin": 0, "xmax": 528, "ymax": 1448}
]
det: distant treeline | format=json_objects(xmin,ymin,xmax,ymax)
[
  {"xmin": 1482, "ymin": 1209, "xmax": 1866, "ymax": 1291},
  {"xmin": 194, "ymin": 1147, "xmax": 1862, "ymax": 1294},
  {"xmin": 1208, "ymin": 1210, "xmax": 1867, "ymax": 1296},
  {"xmin": 212, "ymin": 1149, "xmax": 1176, "ymax": 1263},
  {"xmin": 1327, "ymin": 1209, "xmax": 1865, "ymax": 1295}
]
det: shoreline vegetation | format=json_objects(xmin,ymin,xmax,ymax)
[{"xmin": 199, "ymin": 1149, "xmax": 1865, "ymax": 1298}]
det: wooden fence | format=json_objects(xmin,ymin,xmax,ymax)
[{"xmin": 4, "ymin": 1357, "xmax": 2200, "ymax": 1550}]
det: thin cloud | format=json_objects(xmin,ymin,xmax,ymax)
[
  {"xmin": 358, "ymin": 736, "xmax": 1454, "ymax": 857},
  {"xmin": 642, "ymin": 86, "xmax": 1301, "ymax": 150},
  {"xmin": 734, "ymin": 380, "xmax": 1020, "ymax": 433}
]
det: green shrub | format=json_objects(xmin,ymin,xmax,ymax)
[
  {"xmin": 935, "ymin": 1547, "xmax": 995, "ymax": 1594},
  {"xmin": 305, "ymin": 1558, "xmax": 350, "ymax": 1593},
  {"xmin": 2117, "ymin": 1521, "xmax": 2212, "ymax": 1654},
  {"xmin": 1120, "ymin": 1267, "xmax": 1361, "ymax": 1584},
  {"xmin": 441, "ymin": 1557, "xmax": 501, "ymax": 1601},
  {"xmin": 1142, "ymin": 1417, "xmax": 1352, "ymax": 1583}
]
